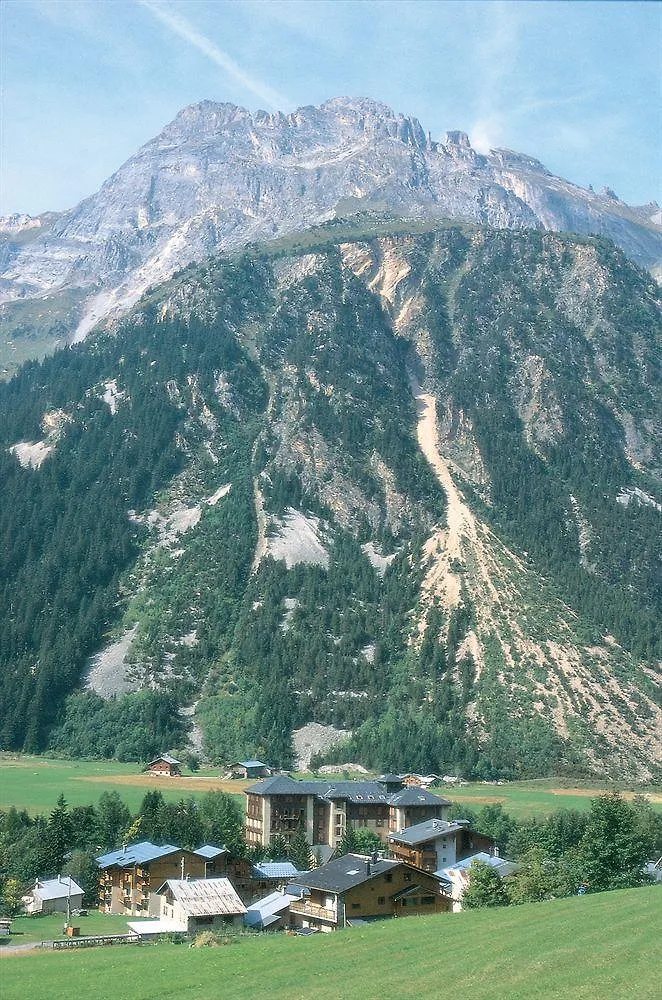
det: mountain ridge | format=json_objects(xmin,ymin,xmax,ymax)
[{"xmin": 1, "ymin": 97, "xmax": 660, "ymax": 376}]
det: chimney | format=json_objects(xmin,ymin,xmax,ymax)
[
  {"xmin": 371, "ymin": 850, "xmax": 378, "ymax": 865},
  {"xmin": 58, "ymin": 874, "xmax": 62, "ymax": 883},
  {"xmin": 365, "ymin": 859, "xmax": 371, "ymax": 876}
]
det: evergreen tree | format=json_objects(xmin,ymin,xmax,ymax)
[
  {"xmin": 577, "ymin": 793, "xmax": 651, "ymax": 892},
  {"xmin": 287, "ymin": 826, "xmax": 314, "ymax": 872}
]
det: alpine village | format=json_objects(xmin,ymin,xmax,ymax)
[{"xmin": 0, "ymin": 16, "xmax": 661, "ymax": 998}]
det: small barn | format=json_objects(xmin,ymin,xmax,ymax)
[
  {"xmin": 22, "ymin": 876, "xmax": 84, "ymax": 915},
  {"xmin": 155, "ymin": 878, "xmax": 246, "ymax": 933},
  {"xmin": 147, "ymin": 754, "xmax": 181, "ymax": 777},
  {"xmin": 227, "ymin": 760, "xmax": 271, "ymax": 780}
]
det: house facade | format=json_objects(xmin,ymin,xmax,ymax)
[
  {"xmin": 96, "ymin": 841, "xmax": 207, "ymax": 915},
  {"xmin": 289, "ymin": 854, "xmax": 451, "ymax": 931},
  {"xmin": 245, "ymin": 776, "xmax": 451, "ymax": 856},
  {"xmin": 388, "ymin": 819, "xmax": 497, "ymax": 872},
  {"xmin": 146, "ymin": 754, "xmax": 181, "ymax": 777}
]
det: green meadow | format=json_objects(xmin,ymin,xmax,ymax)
[
  {"xmin": 0, "ymin": 756, "xmax": 246, "ymax": 815},
  {"xmin": 1, "ymin": 887, "xmax": 659, "ymax": 1000},
  {"xmin": 443, "ymin": 777, "xmax": 662, "ymax": 819},
  {"xmin": 1, "ymin": 756, "xmax": 659, "ymax": 819}
]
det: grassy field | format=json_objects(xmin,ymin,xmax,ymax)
[
  {"xmin": 0, "ymin": 756, "xmax": 248, "ymax": 814},
  {"xmin": 1, "ymin": 887, "xmax": 659, "ymax": 999},
  {"xmin": 443, "ymin": 777, "xmax": 662, "ymax": 819},
  {"xmin": 1, "ymin": 756, "xmax": 659, "ymax": 818},
  {"xmin": 2, "ymin": 911, "xmax": 136, "ymax": 945}
]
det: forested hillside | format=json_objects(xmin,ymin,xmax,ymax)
[{"xmin": 0, "ymin": 219, "xmax": 660, "ymax": 779}]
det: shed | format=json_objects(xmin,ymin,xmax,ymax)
[
  {"xmin": 155, "ymin": 878, "xmax": 247, "ymax": 933},
  {"xmin": 227, "ymin": 760, "xmax": 271, "ymax": 780},
  {"xmin": 22, "ymin": 876, "xmax": 84, "ymax": 915}
]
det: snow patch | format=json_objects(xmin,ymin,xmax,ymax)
[{"xmin": 265, "ymin": 508, "xmax": 330, "ymax": 569}]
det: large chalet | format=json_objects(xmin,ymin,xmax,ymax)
[
  {"xmin": 388, "ymin": 818, "xmax": 497, "ymax": 872},
  {"xmin": 245, "ymin": 775, "xmax": 451, "ymax": 858},
  {"xmin": 289, "ymin": 853, "xmax": 452, "ymax": 931}
]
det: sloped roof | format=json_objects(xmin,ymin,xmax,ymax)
[
  {"xmin": 435, "ymin": 852, "xmax": 518, "ymax": 878},
  {"xmin": 231, "ymin": 760, "xmax": 268, "ymax": 769},
  {"xmin": 246, "ymin": 775, "xmax": 451, "ymax": 807},
  {"xmin": 194, "ymin": 844, "xmax": 227, "ymax": 860},
  {"xmin": 33, "ymin": 877, "xmax": 83, "ymax": 900},
  {"xmin": 148, "ymin": 754, "xmax": 180, "ymax": 766},
  {"xmin": 294, "ymin": 854, "xmax": 400, "ymax": 893},
  {"xmin": 388, "ymin": 819, "xmax": 472, "ymax": 846},
  {"xmin": 244, "ymin": 890, "xmax": 300, "ymax": 928},
  {"xmin": 252, "ymin": 862, "xmax": 302, "ymax": 880},
  {"xmin": 157, "ymin": 878, "xmax": 246, "ymax": 917},
  {"xmin": 96, "ymin": 841, "xmax": 180, "ymax": 869},
  {"xmin": 389, "ymin": 787, "xmax": 451, "ymax": 806}
]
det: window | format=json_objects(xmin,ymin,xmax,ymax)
[
  {"xmin": 377, "ymin": 896, "xmax": 385, "ymax": 905},
  {"xmin": 403, "ymin": 872, "xmax": 412, "ymax": 882},
  {"xmin": 351, "ymin": 903, "xmax": 361, "ymax": 910},
  {"xmin": 385, "ymin": 873, "xmax": 393, "ymax": 883},
  {"xmin": 421, "ymin": 896, "xmax": 435, "ymax": 905}
]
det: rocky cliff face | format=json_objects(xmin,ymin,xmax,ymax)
[
  {"xmin": 2, "ymin": 97, "xmax": 660, "ymax": 347},
  {"xmin": 1, "ymin": 220, "xmax": 659, "ymax": 778}
]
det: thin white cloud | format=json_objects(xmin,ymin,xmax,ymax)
[{"xmin": 137, "ymin": 0, "xmax": 290, "ymax": 110}]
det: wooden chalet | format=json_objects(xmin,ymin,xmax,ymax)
[
  {"xmin": 146, "ymin": 754, "xmax": 181, "ymax": 777},
  {"xmin": 96, "ymin": 841, "xmax": 206, "ymax": 916},
  {"xmin": 388, "ymin": 818, "xmax": 497, "ymax": 872},
  {"xmin": 289, "ymin": 853, "xmax": 451, "ymax": 931}
]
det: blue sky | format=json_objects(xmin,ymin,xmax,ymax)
[{"xmin": 2, "ymin": 0, "xmax": 660, "ymax": 215}]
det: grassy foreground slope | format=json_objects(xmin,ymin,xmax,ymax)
[{"xmin": 3, "ymin": 887, "xmax": 660, "ymax": 1000}]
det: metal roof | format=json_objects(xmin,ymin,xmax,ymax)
[
  {"xmin": 96, "ymin": 841, "xmax": 180, "ymax": 869},
  {"xmin": 435, "ymin": 853, "xmax": 518, "ymax": 878},
  {"xmin": 148, "ymin": 754, "xmax": 180, "ymax": 766},
  {"xmin": 231, "ymin": 760, "xmax": 268, "ymax": 769},
  {"xmin": 194, "ymin": 844, "xmax": 227, "ymax": 860},
  {"xmin": 252, "ymin": 862, "xmax": 302, "ymax": 879},
  {"xmin": 157, "ymin": 878, "xmax": 247, "ymax": 917},
  {"xmin": 294, "ymin": 854, "xmax": 400, "ymax": 894},
  {"xmin": 244, "ymin": 890, "xmax": 300, "ymax": 928},
  {"xmin": 388, "ymin": 819, "xmax": 472, "ymax": 846},
  {"xmin": 33, "ymin": 877, "xmax": 83, "ymax": 901}
]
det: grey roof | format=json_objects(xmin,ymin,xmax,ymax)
[
  {"xmin": 156, "ymin": 878, "xmax": 246, "ymax": 916},
  {"xmin": 388, "ymin": 819, "xmax": 472, "ymax": 846},
  {"xmin": 246, "ymin": 775, "xmax": 449, "ymax": 807},
  {"xmin": 294, "ymin": 854, "xmax": 400, "ymax": 894},
  {"xmin": 148, "ymin": 754, "xmax": 180, "ymax": 766},
  {"xmin": 244, "ymin": 890, "xmax": 300, "ymax": 928},
  {"xmin": 435, "ymin": 852, "xmax": 518, "ymax": 878},
  {"xmin": 252, "ymin": 862, "xmax": 302, "ymax": 880},
  {"xmin": 33, "ymin": 877, "xmax": 83, "ymax": 901},
  {"xmin": 96, "ymin": 841, "xmax": 180, "ymax": 869},
  {"xmin": 389, "ymin": 787, "xmax": 451, "ymax": 806},
  {"xmin": 231, "ymin": 760, "xmax": 268, "ymax": 769},
  {"xmin": 194, "ymin": 844, "xmax": 227, "ymax": 860}
]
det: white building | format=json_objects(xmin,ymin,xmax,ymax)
[{"xmin": 22, "ymin": 876, "xmax": 84, "ymax": 915}]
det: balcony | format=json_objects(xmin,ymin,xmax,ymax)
[{"xmin": 290, "ymin": 900, "xmax": 337, "ymax": 924}]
